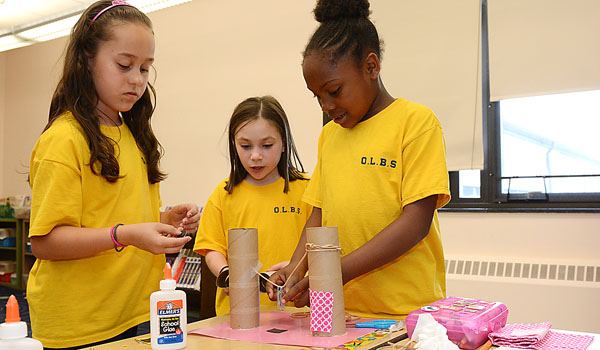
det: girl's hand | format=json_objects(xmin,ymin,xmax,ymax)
[
  {"xmin": 283, "ymin": 275, "xmax": 310, "ymax": 308},
  {"xmin": 164, "ymin": 204, "xmax": 200, "ymax": 233},
  {"xmin": 266, "ymin": 266, "xmax": 288, "ymax": 300},
  {"xmin": 266, "ymin": 264, "xmax": 310, "ymax": 307},
  {"xmin": 118, "ymin": 222, "xmax": 191, "ymax": 254}
]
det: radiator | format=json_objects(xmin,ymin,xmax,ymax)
[{"xmin": 444, "ymin": 256, "xmax": 600, "ymax": 333}]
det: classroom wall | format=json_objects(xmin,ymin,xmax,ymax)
[
  {"xmin": 0, "ymin": 0, "xmax": 599, "ymax": 333},
  {"xmin": 1, "ymin": 37, "xmax": 65, "ymax": 198},
  {"xmin": 440, "ymin": 212, "xmax": 599, "ymax": 261},
  {"xmin": 439, "ymin": 212, "xmax": 600, "ymax": 333},
  {"xmin": 0, "ymin": 53, "xmax": 5, "ymax": 196}
]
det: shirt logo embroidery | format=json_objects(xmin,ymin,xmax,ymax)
[
  {"xmin": 273, "ymin": 206, "xmax": 302, "ymax": 214},
  {"xmin": 360, "ymin": 156, "xmax": 397, "ymax": 168}
]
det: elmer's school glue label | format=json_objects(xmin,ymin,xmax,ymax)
[{"xmin": 150, "ymin": 263, "xmax": 187, "ymax": 349}]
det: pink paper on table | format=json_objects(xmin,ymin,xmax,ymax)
[{"xmin": 189, "ymin": 311, "xmax": 374, "ymax": 348}]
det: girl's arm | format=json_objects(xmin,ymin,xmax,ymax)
[
  {"xmin": 280, "ymin": 195, "xmax": 437, "ymax": 307},
  {"xmin": 205, "ymin": 250, "xmax": 230, "ymax": 295},
  {"xmin": 204, "ymin": 250, "xmax": 228, "ymax": 278},
  {"xmin": 340, "ymin": 194, "xmax": 437, "ymax": 283},
  {"xmin": 160, "ymin": 203, "xmax": 201, "ymax": 233},
  {"xmin": 30, "ymin": 223, "xmax": 191, "ymax": 261}
]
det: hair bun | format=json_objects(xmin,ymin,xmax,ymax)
[{"xmin": 313, "ymin": 0, "xmax": 371, "ymax": 23}]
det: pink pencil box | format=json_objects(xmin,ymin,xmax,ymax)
[{"xmin": 406, "ymin": 297, "xmax": 509, "ymax": 349}]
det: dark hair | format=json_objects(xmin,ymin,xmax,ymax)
[
  {"xmin": 46, "ymin": 0, "xmax": 166, "ymax": 184},
  {"xmin": 225, "ymin": 96, "xmax": 306, "ymax": 194},
  {"xmin": 304, "ymin": 0, "xmax": 383, "ymax": 66}
]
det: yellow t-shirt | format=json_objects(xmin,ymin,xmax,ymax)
[
  {"xmin": 28, "ymin": 112, "xmax": 164, "ymax": 348},
  {"xmin": 194, "ymin": 177, "xmax": 312, "ymax": 315},
  {"xmin": 304, "ymin": 98, "xmax": 451, "ymax": 318}
]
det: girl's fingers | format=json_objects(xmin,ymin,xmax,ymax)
[
  {"xmin": 294, "ymin": 290, "xmax": 310, "ymax": 308},
  {"xmin": 159, "ymin": 236, "xmax": 191, "ymax": 253},
  {"xmin": 282, "ymin": 276, "xmax": 309, "ymax": 304},
  {"xmin": 167, "ymin": 236, "xmax": 191, "ymax": 246},
  {"xmin": 179, "ymin": 203, "xmax": 198, "ymax": 217},
  {"xmin": 157, "ymin": 222, "xmax": 180, "ymax": 235},
  {"xmin": 186, "ymin": 208, "xmax": 199, "ymax": 218},
  {"xmin": 266, "ymin": 272, "xmax": 287, "ymax": 300},
  {"xmin": 182, "ymin": 222, "xmax": 198, "ymax": 232},
  {"xmin": 165, "ymin": 246, "xmax": 185, "ymax": 254},
  {"xmin": 170, "ymin": 204, "xmax": 199, "ymax": 231}
]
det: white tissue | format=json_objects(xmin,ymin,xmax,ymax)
[
  {"xmin": 389, "ymin": 319, "xmax": 405, "ymax": 332},
  {"xmin": 411, "ymin": 313, "xmax": 459, "ymax": 350}
]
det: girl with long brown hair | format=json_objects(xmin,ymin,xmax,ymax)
[
  {"xmin": 194, "ymin": 95, "xmax": 311, "ymax": 315},
  {"xmin": 28, "ymin": 1, "xmax": 199, "ymax": 348}
]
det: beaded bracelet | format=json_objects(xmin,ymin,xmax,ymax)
[
  {"xmin": 216, "ymin": 265, "xmax": 229, "ymax": 288},
  {"xmin": 110, "ymin": 223, "xmax": 127, "ymax": 252}
]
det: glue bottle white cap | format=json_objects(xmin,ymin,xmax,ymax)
[
  {"xmin": 0, "ymin": 295, "xmax": 43, "ymax": 349},
  {"xmin": 160, "ymin": 268, "xmax": 177, "ymax": 290}
]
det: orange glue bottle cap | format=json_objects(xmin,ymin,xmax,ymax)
[
  {"xmin": 163, "ymin": 262, "xmax": 173, "ymax": 280},
  {"xmin": 160, "ymin": 263, "xmax": 176, "ymax": 290},
  {"xmin": 5, "ymin": 295, "xmax": 20, "ymax": 323}
]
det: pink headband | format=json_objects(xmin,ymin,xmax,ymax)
[{"xmin": 92, "ymin": 0, "xmax": 136, "ymax": 22}]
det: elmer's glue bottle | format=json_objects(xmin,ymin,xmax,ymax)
[
  {"xmin": 0, "ymin": 295, "xmax": 43, "ymax": 349},
  {"xmin": 150, "ymin": 263, "xmax": 187, "ymax": 349}
]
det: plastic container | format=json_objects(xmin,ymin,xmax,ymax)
[
  {"xmin": 0, "ymin": 261, "xmax": 16, "ymax": 274},
  {"xmin": 0, "ymin": 295, "xmax": 43, "ymax": 349},
  {"xmin": 406, "ymin": 297, "xmax": 508, "ymax": 349},
  {"xmin": 0, "ymin": 229, "xmax": 16, "ymax": 247},
  {"xmin": 0, "ymin": 273, "xmax": 11, "ymax": 283},
  {"xmin": 150, "ymin": 263, "xmax": 187, "ymax": 349},
  {"xmin": 0, "ymin": 238, "xmax": 15, "ymax": 247},
  {"xmin": 14, "ymin": 207, "xmax": 30, "ymax": 219}
]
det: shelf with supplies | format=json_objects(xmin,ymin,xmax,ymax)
[
  {"xmin": 0, "ymin": 195, "xmax": 32, "ymax": 290},
  {"xmin": 169, "ymin": 248, "xmax": 202, "ymax": 291},
  {"xmin": 0, "ymin": 218, "xmax": 24, "ymax": 289},
  {"xmin": 22, "ymin": 218, "xmax": 35, "ymax": 288}
]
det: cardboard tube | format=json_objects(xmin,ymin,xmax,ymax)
[
  {"xmin": 228, "ymin": 228, "xmax": 260, "ymax": 329},
  {"xmin": 306, "ymin": 226, "xmax": 346, "ymax": 336}
]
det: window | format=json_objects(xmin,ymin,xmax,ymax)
[
  {"xmin": 445, "ymin": 1, "xmax": 600, "ymax": 212},
  {"xmin": 458, "ymin": 170, "xmax": 481, "ymax": 199},
  {"xmin": 448, "ymin": 90, "xmax": 600, "ymax": 211},
  {"xmin": 499, "ymin": 91, "xmax": 600, "ymax": 197}
]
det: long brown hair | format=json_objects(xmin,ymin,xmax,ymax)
[
  {"xmin": 47, "ymin": 0, "xmax": 166, "ymax": 183},
  {"xmin": 225, "ymin": 96, "xmax": 306, "ymax": 194}
]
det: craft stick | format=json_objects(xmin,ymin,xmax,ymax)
[
  {"xmin": 479, "ymin": 339, "xmax": 493, "ymax": 350},
  {"xmin": 368, "ymin": 333, "xmax": 409, "ymax": 350},
  {"xmin": 228, "ymin": 228, "xmax": 260, "ymax": 329},
  {"xmin": 306, "ymin": 226, "xmax": 346, "ymax": 336}
]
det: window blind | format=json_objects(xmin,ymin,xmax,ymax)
[
  {"xmin": 371, "ymin": 0, "xmax": 483, "ymax": 170},
  {"xmin": 488, "ymin": 0, "xmax": 600, "ymax": 101}
]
